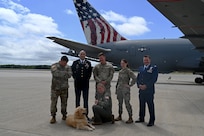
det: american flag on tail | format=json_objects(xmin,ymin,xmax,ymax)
[{"xmin": 73, "ymin": 0, "xmax": 126, "ymax": 45}]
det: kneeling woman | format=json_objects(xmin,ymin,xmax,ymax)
[{"xmin": 92, "ymin": 83, "xmax": 114, "ymax": 125}]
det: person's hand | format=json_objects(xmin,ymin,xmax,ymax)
[
  {"xmin": 95, "ymin": 100, "xmax": 98, "ymax": 105},
  {"xmin": 139, "ymin": 85, "xmax": 147, "ymax": 90},
  {"xmin": 101, "ymin": 81, "xmax": 106, "ymax": 85},
  {"xmin": 124, "ymin": 84, "xmax": 130, "ymax": 88}
]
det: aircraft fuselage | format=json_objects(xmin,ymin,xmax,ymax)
[{"xmin": 98, "ymin": 38, "xmax": 204, "ymax": 73}]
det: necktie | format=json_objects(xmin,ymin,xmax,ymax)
[{"xmin": 144, "ymin": 66, "xmax": 147, "ymax": 71}]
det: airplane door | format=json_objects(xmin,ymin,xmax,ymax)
[
  {"xmin": 129, "ymin": 45, "xmax": 135, "ymax": 56},
  {"xmin": 129, "ymin": 45, "xmax": 140, "ymax": 69}
]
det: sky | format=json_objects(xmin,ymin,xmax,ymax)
[{"xmin": 0, "ymin": 0, "xmax": 183, "ymax": 65}]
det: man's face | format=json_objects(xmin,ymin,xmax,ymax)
[
  {"xmin": 143, "ymin": 57, "xmax": 151, "ymax": 66},
  {"xmin": 79, "ymin": 51, "xmax": 86, "ymax": 60},
  {"xmin": 60, "ymin": 60, "xmax": 67, "ymax": 67},
  {"xmin": 99, "ymin": 55, "xmax": 106, "ymax": 64}
]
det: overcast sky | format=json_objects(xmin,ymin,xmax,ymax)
[{"xmin": 0, "ymin": 0, "xmax": 183, "ymax": 65}]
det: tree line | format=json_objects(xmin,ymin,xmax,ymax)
[{"xmin": 0, "ymin": 64, "xmax": 51, "ymax": 69}]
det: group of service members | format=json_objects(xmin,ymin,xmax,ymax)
[{"xmin": 50, "ymin": 50, "xmax": 158, "ymax": 127}]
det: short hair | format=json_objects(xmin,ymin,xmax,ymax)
[
  {"xmin": 144, "ymin": 55, "xmax": 151, "ymax": 59},
  {"xmin": 98, "ymin": 52, "xmax": 105, "ymax": 57},
  {"xmin": 60, "ymin": 56, "xmax": 68, "ymax": 62},
  {"xmin": 79, "ymin": 50, "xmax": 86, "ymax": 55}
]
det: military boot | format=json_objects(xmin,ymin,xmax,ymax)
[
  {"xmin": 126, "ymin": 117, "xmax": 133, "ymax": 124},
  {"xmin": 50, "ymin": 116, "xmax": 56, "ymax": 124},
  {"xmin": 114, "ymin": 115, "xmax": 122, "ymax": 121},
  {"xmin": 62, "ymin": 115, "xmax": 66, "ymax": 120}
]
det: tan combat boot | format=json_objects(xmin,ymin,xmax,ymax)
[
  {"xmin": 114, "ymin": 115, "xmax": 122, "ymax": 121},
  {"xmin": 126, "ymin": 117, "xmax": 133, "ymax": 124},
  {"xmin": 50, "ymin": 116, "xmax": 56, "ymax": 124}
]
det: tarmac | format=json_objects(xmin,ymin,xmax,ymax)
[{"xmin": 0, "ymin": 69, "xmax": 204, "ymax": 136}]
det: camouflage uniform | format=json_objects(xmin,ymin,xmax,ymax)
[
  {"xmin": 92, "ymin": 92, "xmax": 113, "ymax": 123},
  {"xmin": 116, "ymin": 67, "xmax": 136, "ymax": 118},
  {"xmin": 50, "ymin": 62, "xmax": 72, "ymax": 117},
  {"xmin": 93, "ymin": 62, "xmax": 114, "ymax": 97}
]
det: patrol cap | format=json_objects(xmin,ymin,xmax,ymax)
[{"xmin": 60, "ymin": 56, "xmax": 68, "ymax": 62}]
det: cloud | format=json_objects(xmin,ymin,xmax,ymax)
[
  {"xmin": 0, "ymin": 0, "xmax": 151, "ymax": 65},
  {"xmin": 65, "ymin": 9, "xmax": 75, "ymax": 15},
  {"xmin": 0, "ymin": 0, "xmax": 66, "ymax": 65},
  {"xmin": 1, "ymin": 0, "xmax": 30, "ymax": 14},
  {"xmin": 101, "ymin": 10, "xmax": 150, "ymax": 36}
]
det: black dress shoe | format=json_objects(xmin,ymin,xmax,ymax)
[
  {"xmin": 147, "ymin": 122, "xmax": 154, "ymax": 127},
  {"xmin": 86, "ymin": 117, "xmax": 92, "ymax": 123},
  {"xmin": 135, "ymin": 119, "xmax": 144, "ymax": 123},
  {"xmin": 92, "ymin": 122, "xmax": 102, "ymax": 125},
  {"xmin": 111, "ymin": 114, "xmax": 115, "ymax": 124}
]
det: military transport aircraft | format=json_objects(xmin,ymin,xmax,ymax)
[{"xmin": 47, "ymin": 0, "xmax": 204, "ymax": 84}]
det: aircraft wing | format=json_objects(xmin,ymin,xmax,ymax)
[
  {"xmin": 47, "ymin": 37, "xmax": 111, "ymax": 58},
  {"xmin": 148, "ymin": 0, "xmax": 204, "ymax": 50}
]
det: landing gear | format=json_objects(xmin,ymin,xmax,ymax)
[{"xmin": 194, "ymin": 75, "xmax": 204, "ymax": 84}]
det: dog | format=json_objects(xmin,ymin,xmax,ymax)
[{"xmin": 66, "ymin": 106, "xmax": 95, "ymax": 131}]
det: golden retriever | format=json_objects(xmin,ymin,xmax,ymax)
[{"xmin": 66, "ymin": 106, "xmax": 95, "ymax": 131}]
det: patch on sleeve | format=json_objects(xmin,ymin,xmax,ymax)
[
  {"xmin": 105, "ymin": 96, "xmax": 110, "ymax": 99},
  {"xmin": 51, "ymin": 65, "xmax": 57, "ymax": 71}
]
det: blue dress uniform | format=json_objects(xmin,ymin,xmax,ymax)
[
  {"xmin": 136, "ymin": 64, "xmax": 158, "ymax": 125},
  {"xmin": 71, "ymin": 59, "xmax": 92, "ymax": 115}
]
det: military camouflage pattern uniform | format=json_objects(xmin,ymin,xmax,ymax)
[
  {"xmin": 116, "ymin": 67, "xmax": 136, "ymax": 118},
  {"xmin": 50, "ymin": 62, "xmax": 72, "ymax": 117},
  {"xmin": 93, "ymin": 62, "xmax": 114, "ymax": 97},
  {"xmin": 92, "ymin": 92, "xmax": 113, "ymax": 123}
]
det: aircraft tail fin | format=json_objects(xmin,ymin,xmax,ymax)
[{"xmin": 73, "ymin": 0, "xmax": 126, "ymax": 45}]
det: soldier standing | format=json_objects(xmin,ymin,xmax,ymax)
[
  {"xmin": 50, "ymin": 56, "xmax": 72, "ymax": 124},
  {"xmin": 115, "ymin": 59, "xmax": 136, "ymax": 123},
  {"xmin": 135, "ymin": 55, "xmax": 158, "ymax": 127},
  {"xmin": 71, "ymin": 50, "xmax": 92, "ymax": 119},
  {"xmin": 93, "ymin": 52, "xmax": 114, "ymax": 98},
  {"xmin": 92, "ymin": 83, "xmax": 114, "ymax": 125}
]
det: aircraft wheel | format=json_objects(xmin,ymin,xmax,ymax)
[{"xmin": 195, "ymin": 77, "xmax": 203, "ymax": 84}]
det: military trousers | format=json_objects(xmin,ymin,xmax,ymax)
[
  {"xmin": 50, "ymin": 89, "xmax": 68, "ymax": 116},
  {"xmin": 92, "ymin": 105, "xmax": 112, "ymax": 123},
  {"xmin": 74, "ymin": 80, "xmax": 89, "ymax": 115},
  {"xmin": 139, "ymin": 93, "xmax": 155, "ymax": 123},
  {"xmin": 116, "ymin": 88, "xmax": 132, "ymax": 117}
]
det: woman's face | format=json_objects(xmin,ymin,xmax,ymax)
[{"xmin": 120, "ymin": 60, "xmax": 127, "ymax": 68}]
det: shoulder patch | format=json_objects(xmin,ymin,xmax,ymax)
[{"xmin": 51, "ymin": 65, "xmax": 57, "ymax": 71}]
